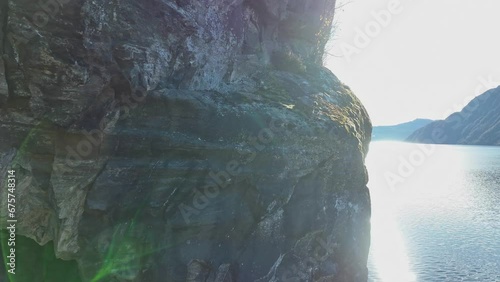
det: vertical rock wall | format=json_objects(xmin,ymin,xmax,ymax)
[{"xmin": 0, "ymin": 0, "xmax": 371, "ymax": 281}]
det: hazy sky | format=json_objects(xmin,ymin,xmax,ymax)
[{"xmin": 325, "ymin": 0, "xmax": 500, "ymax": 125}]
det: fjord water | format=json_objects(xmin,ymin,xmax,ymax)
[{"xmin": 366, "ymin": 141, "xmax": 500, "ymax": 282}]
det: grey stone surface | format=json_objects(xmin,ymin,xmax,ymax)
[{"xmin": 0, "ymin": 0, "xmax": 372, "ymax": 281}]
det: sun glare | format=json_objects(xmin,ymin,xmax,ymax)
[{"xmin": 370, "ymin": 199, "xmax": 417, "ymax": 282}]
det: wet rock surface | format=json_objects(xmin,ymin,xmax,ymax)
[{"xmin": 0, "ymin": 0, "xmax": 372, "ymax": 281}]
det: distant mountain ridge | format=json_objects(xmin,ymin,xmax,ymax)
[
  {"xmin": 407, "ymin": 86, "xmax": 500, "ymax": 145},
  {"xmin": 372, "ymin": 119, "xmax": 434, "ymax": 141}
]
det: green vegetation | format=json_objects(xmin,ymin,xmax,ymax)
[{"xmin": 270, "ymin": 50, "xmax": 307, "ymax": 74}]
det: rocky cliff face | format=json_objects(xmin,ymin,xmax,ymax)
[
  {"xmin": 0, "ymin": 0, "xmax": 372, "ymax": 281},
  {"xmin": 407, "ymin": 87, "xmax": 500, "ymax": 146}
]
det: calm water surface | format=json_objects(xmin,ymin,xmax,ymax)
[{"xmin": 366, "ymin": 141, "xmax": 500, "ymax": 282}]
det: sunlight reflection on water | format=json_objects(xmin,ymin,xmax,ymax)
[
  {"xmin": 366, "ymin": 141, "xmax": 500, "ymax": 282},
  {"xmin": 370, "ymin": 206, "xmax": 416, "ymax": 282}
]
